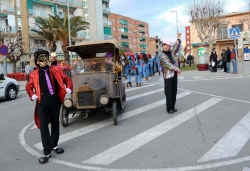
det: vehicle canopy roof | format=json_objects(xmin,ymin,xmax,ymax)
[{"xmin": 67, "ymin": 39, "xmax": 120, "ymax": 60}]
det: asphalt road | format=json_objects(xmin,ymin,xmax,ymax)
[{"xmin": 1, "ymin": 73, "xmax": 250, "ymax": 171}]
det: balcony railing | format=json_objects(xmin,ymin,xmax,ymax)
[
  {"xmin": 104, "ymin": 34, "xmax": 113, "ymax": 40},
  {"xmin": 38, "ymin": 0, "xmax": 83, "ymax": 7},
  {"xmin": 103, "ymin": 8, "xmax": 111, "ymax": 15},
  {"xmin": 0, "ymin": 25, "xmax": 17, "ymax": 33},
  {"xmin": 104, "ymin": 21, "xmax": 111, "ymax": 27},
  {"xmin": 77, "ymin": 32, "xmax": 85, "ymax": 38},
  {"xmin": 0, "ymin": 4, "xmax": 15, "ymax": 14}
]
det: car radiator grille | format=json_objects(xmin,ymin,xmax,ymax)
[{"xmin": 78, "ymin": 91, "xmax": 94, "ymax": 106}]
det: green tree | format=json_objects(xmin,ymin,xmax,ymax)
[
  {"xmin": 31, "ymin": 17, "xmax": 58, "ymax": 52},
  {"xmin": 49, "ymin": 14, "xmax": 89, "ymax": 62}
]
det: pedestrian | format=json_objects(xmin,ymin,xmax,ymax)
[
  {"xmin": 226, "ymin": 47, "xmax": 231, "ymax": 73},
  {"xmin": 26, "ymin": 49, "xmax": 73, "ymax": 164},
  {"xmin": 221, "ymin": 49, "xmax": 227, "ymax": 72},
  {"xmin": 50, "ymin": 52, "xmax": 59, "ymax": 66},
  {"xmin": 124, "ymin": 51, "xmax": 133, "ymax": 87},
  {"xmin": 25, "ymin": 61, "xmax": 31, "ymax": 82},
  {"xmin": 231, "ymin": 45, "xmax": 237, "ymax": 74},
  {"xmin": 135, "ymin": 54, "xmax": 143, "ymax": 87},
  {"xmin": 210, "ymin": 50, "xmax": 218, "ymax": 72},
  {"xmin": 187, "ymin": 53, "xmax": 192, "ymax": 67},
  {"xmin": 142, "ymin": 53, "xmax": 149, "ymax": 81},
  {"xmin": 148, "ymin": 54, "xmax": 154, "ymax": 76},
  {"xmin": 153, "ymin": 51, "xmax": 161, "ymax": 75},
  {"xmin": 159, "ymin": 33, "xmax": 181, "ymax": 114}
]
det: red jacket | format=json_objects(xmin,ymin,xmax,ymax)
[{"xmin": 26, "ymin": 66, "xmax": 73, "ymax": 128}]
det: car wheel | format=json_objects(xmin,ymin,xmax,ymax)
[
  {"xmin": 60, "ymin": 105, "xmax": 69, "ymax": 127},
  {"xmin": 6, "ymin": 86, "xmax": 17, "ymax": 100}
]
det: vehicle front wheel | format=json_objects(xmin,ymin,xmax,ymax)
[
  {"xmin": 112, "ymin": 101, "xmax": 118, "ymax": 125},
  {"xmin": 6, "ymin": 86, "xmax": 17, "ymax": 100},
  {"xmin": 60, "ymin": 105, "xmax": 69, "ymax": 127}
]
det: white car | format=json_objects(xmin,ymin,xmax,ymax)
[{"xmin": 0, "ymin": 73, "xmax": 19, "ymax": 100}]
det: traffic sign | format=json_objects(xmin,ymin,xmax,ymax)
[
  {"xmin": 229, "ymin": 27, "xmax": 241, "ymax": 39},
  {"xmin": 0, "ymin": 45, "xmax": 8, "ymax": 55}
]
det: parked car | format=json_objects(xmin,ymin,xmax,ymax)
[{"xmin": 0, "ymin": 73, "xmax": 19, "ymax": 100}]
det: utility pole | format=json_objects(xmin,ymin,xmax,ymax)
[{"xmin": 67, "ymin": 0, "xmax": 72, "ymax": 65}]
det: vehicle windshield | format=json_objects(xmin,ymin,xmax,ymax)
[{"xmin": 72, "ymin": 57, "xmax": 115, "ymax": 74}]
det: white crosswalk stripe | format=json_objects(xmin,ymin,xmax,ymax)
[
  {"xmin": 82, "ymin": 97, "xmax": 222, "ymax": 165},
  {"xmin": 243, "ymin": 168, "xmax": 250, "ymax": 171},
  {"xmin": 178, "ymin": 76, "xmax": 184, "ymax": 80},
  {"xmin": 34, "ymin": 91, "xmax": 191, "ymax": 150},
  {"xmin": 198, "ymin": 111, "xmax": 250, "ymax": 162},
  {"xmin": 193, "ymin": 76, "xmax": 202, "ymax": 79}
]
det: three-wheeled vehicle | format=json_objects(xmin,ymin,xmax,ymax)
[{"xmin": 60, "ymin": 40, "xmax": 126, "ymax": 127}]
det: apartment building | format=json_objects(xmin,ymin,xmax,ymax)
[
  {"xmin": 109, "ymin": 13, "xmax": 149, "ymax": 54},
  {"xmin": 149, "ymin": 36, "xmax": 163, "ymax": 56},
  {"xmin": 188, "ymin": 11, "xmax": 250, "ymax": 62},
  {"xmin": 0, "ymin": 0, "xmax": 111, "ymax": 73}
]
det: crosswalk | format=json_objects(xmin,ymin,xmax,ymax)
[{"xmin": 30, "ymin": 79, "xmax": 250, "ymax": 168}]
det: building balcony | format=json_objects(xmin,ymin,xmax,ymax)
[
  {"xmin": 35, "ymin": 0, "xmax": 83, "ymax": 7},
  {"xmin": 76, "ymin": 32, "xmax": 85, "ymax": 38},
  {"xmin": 102, "ymin": 0, "xmax": 110, "ymax": 3},
  {"xmin": 104, "ymin": 34, "xmax": 113, "ymax": 40},
  {"xmin": 0, "ymin": 4, "xmax": 15, "ymax": 14},
  {"xmin": 103, "ymin": 7, "xmax": 111, "ymax": 15},
  {"xmin": 104, "ymin": 21, "xmax": 112, "ymax": 27}
]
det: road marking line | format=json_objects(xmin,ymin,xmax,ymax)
[
  {"xmin": 193, "ymin": 76, "xmax": 203, "ymax": 79},
  {"xmin": 82, "ymin": 97, "xmax": 222, "ymax": 165},
  {"xmin": 243, "ymin": 168, "xmax": 250, "ymax": 171},
  {"xmin": 34, "ymin": 92, "xmax": 191, "ymax": 150},
  {"xmin": 210, "ymin": 75, "xmax": 224, "ymax": 78},
  {"xmin": 198, "ymin": 111, "xmax": 250, "ymax": 162},
  {"xmin": 178, "ymin": 76, "xmax": 184, "ymax": 80},
  {"xmin": 31, "ymin": 85, "xmax": 162, "ymax": 130},
  {"xmin": 125, "ymin": 84, "xmax": 155, "ymax": 92}
]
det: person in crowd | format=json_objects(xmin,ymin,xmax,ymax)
[
  {"xmin": 221, "ymin": 49, "xmax": 227, "ymax": 72},
  {"xmin": 210, "ymin": 50, "xmax": 218, "ymax": 72},
  {"xmin": 142, "ymin": 53, "xmax": 149, "ymax": 81},
  {"xmin": 148, "ymin": 54, "xmax": 154, "ymax": 76},
  {"xmin": 153, "ymin": 51, "xmax": 161, "ymax": 75},
  {"xmin": 159, "ymin": 33, "xmax": 181, "ymax": 114},
  {"xmin": 231, "ymin": 45, "xmax": 237, "ymax": 74},
  {"xmin": 124, "ymin": 52, "xmax": 133, "ymax": 87},
  {"xmin": 25, "ymin": 61, "xmax": 31, "ymax": 82},
  {"xmin": 26, "ymin": 49, "xmax": 73, "ymax": 164},
  {"xmin": 226, "ymin": 47, "xmax": 231, "ymax": 73},
  {"xmin": 50, "ymin": 52, "xmax": 59, "ymax": 66},
  {"xmin": 187, "ymin": 53, "xmax": 193, "ymax": 67},
  {"xmin": 135, "ymin": 54, "xmax": 143, "ymax": 87}
]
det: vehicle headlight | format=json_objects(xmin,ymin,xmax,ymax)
[
  {"xmin": 100, "ymin": 95, "xmax": 109, "ymax": 105},
  {"xmin": 64, "ymin": 99, "xmax": 73, "ymax": 108}
]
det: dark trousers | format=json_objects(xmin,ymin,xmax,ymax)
[
  {"xmin": 26, "ymin": 74, "xmax": 30, "ymax": 82},
  {"xmin": 37, "ymin": 94, "xmax": 61, "ymax": 155},
  {"xmin": 223, "ymin": 62, "xmax": 227, "ymax": 72},
  {"xmin": 164, "ymin": 72, "xmax": 178, "ymax": 111}
]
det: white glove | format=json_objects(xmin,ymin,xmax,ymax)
[
  {"xmin": 66, "ymin": 88, "xmax": 72, "ymax": 94},
  {"xmin": 31, "ymin": 94, "xmax": 38, "ymax": 101}
]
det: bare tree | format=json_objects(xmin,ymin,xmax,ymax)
[
  {"xmin": 184, "ymin": 0, "xmax": 226, "ymax": 52},
  {"xmin": 240, "ymin": 0, "xmax": 250, "ymax": 42},
  {"xmin": 4, "ymin": 31, "xmax": 29, "ymax": 73}
]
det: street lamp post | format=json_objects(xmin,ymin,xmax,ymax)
[
  {"xmin": 67, "ymin": 0, "xmax": 72, "ymax": 65},
  {"xmin": 171, "ymin": 10, "xmax": 181, "ymax": 66}
]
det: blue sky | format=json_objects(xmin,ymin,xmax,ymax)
[{"xmin": 110, "ymin": 0, "xmax": 247, "ymax": 42}]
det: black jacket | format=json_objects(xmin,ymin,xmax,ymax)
[{"xmin": 226, "ymin": 50, "xmax": 231, "ymax": 62}]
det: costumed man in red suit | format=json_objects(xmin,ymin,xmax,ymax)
[{"xmin": 26, "ymin": 49, "xmax": 73, "ymax": 164}]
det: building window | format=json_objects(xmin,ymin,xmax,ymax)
[
  {"xmin": 120, "ymin": 19, "xmax": 128, "ymax": 25},
  {"xmin": 187, "ymin": 35, "xmax": 189, "ymax": 39},
  {"xmin": 84, "ymin": 14, "xmax": 89, "ymax": 22},
  {"xmin": 85, "ymin": 29, "xmax": 90, "ymax": 38},
  {"xmin": 217, "ymin": 26, "xmax": 228, "ymax": 39},
  {"xmin": 232, "ymin": 24, "xmax": 243, "ymax": 31},
  {"xmin": 113, "ymin": 19, "xmax": 115, "ymax": 23},
  {"xmin": 83, "ymin": 0, "xmax": 88, "ymax": 8},
  {"xmin": 113, "ymin": 27, "xmax": 115, "ymax": 31},
  {"xmin": 187, "ymin": 30, "xmax": 189, "ymax": 33}
]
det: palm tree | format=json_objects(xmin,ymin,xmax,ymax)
[
  {"xmin": 31, "ymin": 17, "xmax": 58, "ymax": 52},
  {"xmin": 49, "ymin": 14, "xmax": 89, "ymax": 62}
]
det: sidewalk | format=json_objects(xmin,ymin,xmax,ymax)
[{"xmin": 17, "ymin": 61, "xmax": 250, "ymax": 92}]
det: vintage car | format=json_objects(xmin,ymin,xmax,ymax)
[{"xmin": 61, "ymin": 40, "xmax": 126, "ymax": 127}]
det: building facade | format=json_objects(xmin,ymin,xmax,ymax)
[
  {"xmin": 188, "ymin": 11, "xmax": 250, "ymax": 63},
  {"xmin": 109, "ymin": 13, "xmax": 149, "ymax": 54},
  {"xmin": 149, "ymin": 36, "xmax": 163, "ymax": 56},
  {"xmin": 0, "ymin": 0, "xmax": 111, "ymax": 73}
]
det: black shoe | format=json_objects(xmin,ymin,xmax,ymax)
[
  {"xmin": 39, "ymin": 154, "xmax": 51, "ymax": 164},
  {"xmin": 174, "ymin": 108, "xmax": 178, "ymax": 112},
  {"xmin": 52, "ymin": 147, "xmax": 64, "ymax": 154},
  {"xmin": 167, "ymin": 110, "xmax": 174, "ymax": 114}
]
